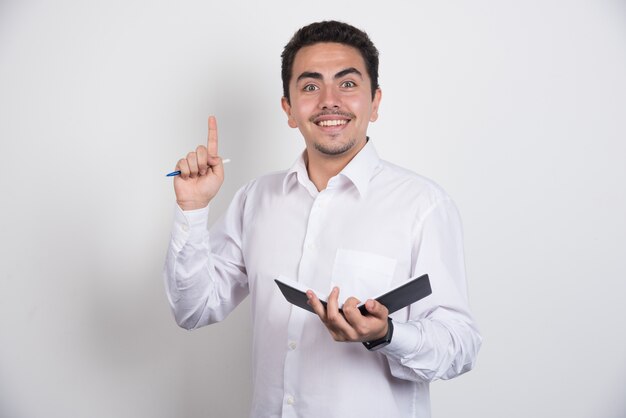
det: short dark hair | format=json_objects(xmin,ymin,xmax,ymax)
[{"xmin": 281, "ymin": 21, "xmax": 380, "ymax": 104}]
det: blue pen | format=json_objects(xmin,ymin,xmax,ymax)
[{"xmin": 166, "ymin": 159, "xmax": 231, "ymax": 177}]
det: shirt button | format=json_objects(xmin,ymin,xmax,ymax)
[
  {"xmin": 286, "ymin": 395, "xmax": 295, "ymax": 405},
  {"xmin": 181, "ymin": 224, "xmax": 189, "ymax": 232},
  {"xmin": 288, "ymin": 341, "xmax": 297, "ymax": 350},
  {"xmin": 307, "ymin": 243, "xmax": 316, "ymax": 251}
]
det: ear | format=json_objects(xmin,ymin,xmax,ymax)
[
  {"xmin": 369, "ymin": 88, "xmax": 382, "ymax": 122},
  {"xmin": 281, "ymin": 96, "xmax": 298, "ymax": 128}
]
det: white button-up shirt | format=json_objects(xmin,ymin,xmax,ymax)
[{"xmin": 164, "ymin": 141, "xmax": 481, "ymax": 418}]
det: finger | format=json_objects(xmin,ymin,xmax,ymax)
[
  {"xmin": 176, "ymin": 158, "xmax": 190, "ymax": 180},
  {"xmin": 186, "ymin": 151, "xmax": 199, "ymax": 178},
  {"xmin": 306, "ymin": 291, "xmax": 326, "ymax": 319},
  {"xmin": 196, "ymin": 145, "xmax": 208, "ymax": 175},
  {"xmin": 207, "ymin": 115, "xmax": 218, "ymax": 157},
  {"xmin": 343, "ymin": 305, "xmax": 387, "ymax": 342},
  {"xmin": 343, "ymin": 296, "xmax": 361, "ymax": 308},
  {"xmin": 364, "ymin": 299, "xmax": 389, "ymax": 320},
  {"xmin": 329, "ymin": 314, "xmax": 360, "ymax": 341},
  {"xmin": 342, "ymin": 297, "xmax": 363, "ymax": 326},
  {"xmin": 325, "ymin": 287, "xmax": 343, "ymax": 323},
  {"xmin": 207, "ymin": 155, "xmax": 225, "ymax": 180},
  {"xmin": 308, "ymin": 290, "xmax": 350, "ymax": 340}
]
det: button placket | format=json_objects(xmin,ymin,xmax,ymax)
[{"xmin": 281, "ymin": 189, "xmax": 335, "ymax": 418}]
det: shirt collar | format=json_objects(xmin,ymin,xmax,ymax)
[
  {"xmin": 282, "ymin": 139, "xmax": 382, "ymax": 198},
  {"xmin": 282, "ymin": 151, "xmax": 315, "ymax": 196}
]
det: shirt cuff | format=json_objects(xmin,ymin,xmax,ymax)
[
  {"xmin": 378, "ymin": 320, "xmax": 420, "ymax": 359},
  {"xmin": 170, "ymin": 204, "xmax": 210, "ymax": 252}
]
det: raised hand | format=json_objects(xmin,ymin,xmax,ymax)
[{"xmin": 173, "ymin": 116, "xmax": 225, "ymax": 210}]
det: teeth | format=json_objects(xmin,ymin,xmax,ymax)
[{"xmin": 318, "ymin": 119, "xmax": 348, "ymax": 127}]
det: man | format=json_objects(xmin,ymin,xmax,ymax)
[{"xmin": 164, "ymin": 20, "xmax": 481, "ymax": 418}]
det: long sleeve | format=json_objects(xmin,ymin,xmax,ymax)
[
  {"xmin": 380, "ymin": 197, "xmax": 482, "ymax": 382},
  {"xmin": 161, "ymin": 143, "xmax": 481, "ymax": 416},
  {"xmin": 163, "ymin": 188, "xmax": 249, "ymax": 330}
]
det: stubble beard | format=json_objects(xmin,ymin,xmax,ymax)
[
  {"xmin": 313, "ymin": 137, "xmax": 357, "ymax": 156},
  {"xmin": 309, "ymin": 109, "xmax": 358, "ymax": 156}
]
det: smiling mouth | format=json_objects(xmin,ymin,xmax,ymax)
[
  {"xmin": 311, "ymin": 111, "xmax": 355, "ymax": 128},
  {"xmin": 317, "ymin": 119, "xmax": 349, "ymax": 127}
]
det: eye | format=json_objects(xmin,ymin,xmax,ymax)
[
  {"xmin": 303, "ymin": 84, "xmax": 319, "ymax": 92},
  {"xmin": 341, "ymin": 80, "xmax": 356, "ymax": 88}
]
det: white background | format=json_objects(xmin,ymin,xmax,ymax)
[{"xmin": 1, "ymin": 1, "xmax": 625, "ymax": 417}]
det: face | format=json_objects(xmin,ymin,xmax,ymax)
[{"xmin": 281, "ymin": 42, "xmax": 382, "ymax": 160}]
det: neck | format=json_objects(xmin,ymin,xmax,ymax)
[{"xmin": 306, "ymin": 139, "xmax": 367, "ymax": 191}]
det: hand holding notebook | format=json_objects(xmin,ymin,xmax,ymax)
[{"xmin": 275, "ymin": 274, "xmax": 432, "ymax": 316}]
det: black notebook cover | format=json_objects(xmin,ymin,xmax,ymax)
[{"xmin": 274, "ymin": 274, "xmax": 431, "ymax": 316}]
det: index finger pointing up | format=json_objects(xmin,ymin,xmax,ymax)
[{"xmin": 207, "ymin": 115, "xmax": 218, "ymax": 156}]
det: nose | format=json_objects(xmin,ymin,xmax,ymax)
[{"xmin": 319, "ymin": 86, "xmax": 341, "ymax": 109}]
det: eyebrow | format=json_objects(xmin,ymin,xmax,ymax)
[
  {"xmin": 296, "ymin": 67, "xmax": 363, "ymax": 83},
  {"xmin": 335, "ymin": 67, "xmax": 362, "ymax": 79}
]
